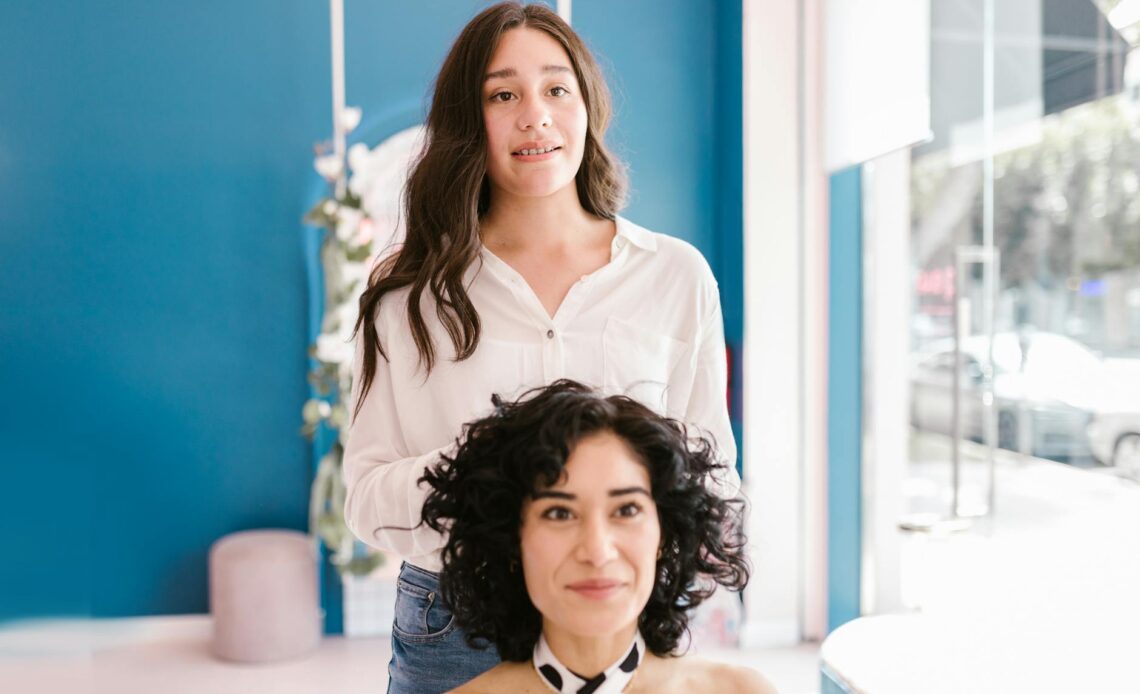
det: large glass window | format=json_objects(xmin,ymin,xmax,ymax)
[
  {"xmin": 885, "ymin": 0, "xmax": 1140, "ymax": 624},
  {"xmin": 909, "ymin": 0, "xmax": 1140, "ymax": 516}
]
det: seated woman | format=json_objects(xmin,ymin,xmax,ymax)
[{"xmin": 421, "ymin": 380, "xmax": 777, "ymax": 693}]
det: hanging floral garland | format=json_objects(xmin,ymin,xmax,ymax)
[{"xmin": 300, "ymin": 100, "xmax": 424, "ymax": 576}]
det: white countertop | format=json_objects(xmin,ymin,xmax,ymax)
[{"xmin": 822, "ymin": 458, "xmax": 1140, "ymax": 694}]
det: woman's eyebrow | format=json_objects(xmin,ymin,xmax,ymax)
[
  {"xmin": 484, "ymin": 65, "xmax": 572, "ymax": 82},
  {"xmin": 531, "ymin": 486, "xmax": 650, "ymax": 501},
  {"xmin": 608, "ymin": 487, "xmax": 651, "ymax": 498}
]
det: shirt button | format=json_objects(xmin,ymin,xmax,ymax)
[{"xmin": 546, "ymin": 329, "xmax": 555, "ymax": 339}]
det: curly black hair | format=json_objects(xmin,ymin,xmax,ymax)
[{"xmin": 420, "ymin": 379, "xmax": 749, "ymax": 662}]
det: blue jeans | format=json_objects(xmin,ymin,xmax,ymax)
[{"xmin": 387, "ymin": 561, "xmax": 501, "ymax": 693}]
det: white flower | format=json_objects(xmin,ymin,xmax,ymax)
[
  {"xmin": 333, "ymin": 302, "xmax": 359, "ymax": 340},
  {"xmin": 314, "ymin": 154, "xmax": 344, "ymax": 181},
  {"xmin": 347, "ymin": 146, "xmax": 382, "ymax": 201},
  {"xmin": 328, "ymin": 403, "xmax": 349, "ymax": 430},
  {"xmin": 347, "ymin": 142, "xmax": 371, "ymax": 176},
  {"xmin": 316, "ymin": 332, "xmax": 354, "ymax": 365},
  {"xmin": 347, "ymin": 126, "xmax": 425, "ymax": 224},
  {"xmin": 336, "ymin": 206, "xmax": 364, "ymax": 242},
  {"xmin": 341, "ymin": 259, "xmax": 370, "ymax": 287},
  {"xmin": 353, "ymin": 217, "xmax": 375, "ymax": 247},
  {"xmin": 337, "ymin": 360, "xmax": 354, "ymax": 394},
  {"xmin": 303, "ymin": 398, "xmax": 332, "ymax": 424},
  {"xmin": 339, "ymin": 106, "xmax": 363, "ymax": 133}
]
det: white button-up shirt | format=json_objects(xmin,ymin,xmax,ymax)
[{"xmin": 343, "ymin": 216, "xmax": 739, "ymax": 572}]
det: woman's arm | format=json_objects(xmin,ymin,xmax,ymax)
[
  {"xmin": 673, "ymin": 275, "xmax": 742, "ymax": 500},
  {"xmin": 341, "ymin": 327, "xmax": 451, "ymax": 559}
]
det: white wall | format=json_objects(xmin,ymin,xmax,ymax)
[
  {"xmin": 860, "ymin": 149, "xmax": 911, "ymax": 616},
  {"xmin": 742, "ymin": 0, "xmax": 830, "ymax": 644}
]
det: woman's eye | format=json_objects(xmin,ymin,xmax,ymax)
[
  {"xmin": 489, "ymin": 91, "xmax": 513, "ymax": 103},
  {"xmin": 541, "ymin": 506, "xmax": 573, "ymax": 521},
  {"xmin": 550, "ymin": 86, "xmax": 569, "ymax": 97},
  {"xmin": 615, "ymin": 502, "xmax": 643, "ymax": 518}
]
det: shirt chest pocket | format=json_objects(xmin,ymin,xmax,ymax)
[{"xmin": 601, "ymin": 316, "xmax": 690, "ymax": 415}]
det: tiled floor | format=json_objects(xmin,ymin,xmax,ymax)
[{"xmin": 0, "ymin": 617, "xmax": 820, "ymax": 693}]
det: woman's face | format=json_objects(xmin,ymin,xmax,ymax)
[
  {"xmin": 481, "ymin": 27, "xmax": 588, "ymax": 203},
  {"xmin": 519, "ymin": 431, "xmax": 661, "ymax": 640}
]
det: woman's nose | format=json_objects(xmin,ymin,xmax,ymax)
[
  {"xmin": 517, "ymin": 95, "xmax": 552, "ymax": 131},
  {"xmin": 575, "ymin": 517, "xmax": 618, "ymax": 566}
]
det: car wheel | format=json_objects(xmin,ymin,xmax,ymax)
[
  {"xmin": 998, "ymin": 411, "xmax": 1017, "ymax": 451},
  {"xmin": 1114, "ymin": 434, "xmax": 1140, "ymax": 479}
]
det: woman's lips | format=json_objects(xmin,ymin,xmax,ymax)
[
  {"xmin": 511, "ymin": 147, "xmax": 561, "ymax": 162},
  {"xmin": 566, "ymin": 579, "xmax": 625, "ymax": 600}
]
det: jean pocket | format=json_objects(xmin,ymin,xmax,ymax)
[{"xmin": 391, "ymin": 577, "xmax": 456, "ymax": 644}]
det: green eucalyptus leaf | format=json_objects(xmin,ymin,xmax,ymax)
[
  {"xmin": 339, "ymin": 553, "xmax": 384, "ymax": 577},
  {"xmin": 303, "ymin": 198, "xmax": 337, "ymax": 227},
  {"xmin": 345, "ymin": 245, "xmax": 371, "ymax": 263}
]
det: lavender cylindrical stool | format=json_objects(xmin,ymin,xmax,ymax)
[{"xmin": 208, "ymin": 529, "xmax": 323, "ymax": 663}]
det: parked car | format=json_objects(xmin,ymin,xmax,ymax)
[
  {"xmin": 910, "ymin": 331, "xmax": 1140, "ymax": 472},
  {"xmin": 1086, "ymin": 358, "xmax": 1140, "ymax": 477}
]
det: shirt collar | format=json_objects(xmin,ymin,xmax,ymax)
[
  {"xmin": 533, "ymin": 630, "xmax": 645, "ymax": 693},
  {"xmin": 614, "ymin": 216, "xmax": 658, "ymax": 252},
  {"xmin": 476, "ymin": 216, "xmax": 657, "ymax": 266}
]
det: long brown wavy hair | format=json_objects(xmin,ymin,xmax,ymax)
[{"xmin": 353, "ymin": 1, "xmax": 627, "ymax": 415}]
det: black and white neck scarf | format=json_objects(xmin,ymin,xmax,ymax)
[{"xmin": 532, "ymin": 631, "xmax": 645, "ymax": 694}]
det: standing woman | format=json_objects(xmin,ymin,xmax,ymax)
[{"xmin": 344, "ymin": 3, "xmax": 739, "ymax": 692}]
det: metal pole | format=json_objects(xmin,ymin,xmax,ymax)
[
  {"xmin": 951, "ymin": 250, "xmax": 961, "ymax": 519},
  {"xmin": 956, "ymin": 246, "xmax": 997, "ymax": 520},
  {"xmin": 987, "ymin": 252, "xmax": 1000, "ymax": 515},
  {"xmin": 330, "ymin": 0, "xmax": 346, "ymax": 199},
  {"xmin": 982, "ymin": 0, "xmax": 996, "ymax": 518}
]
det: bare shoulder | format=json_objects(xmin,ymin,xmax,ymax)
[
  {"xmin": 705, "ymin": 660, "xmax": 779, "ymax": 693},
  {"xmin": 449, "ymin": 661, "xmax": 539, "ymax": 693},
  {"xmin": 636, "ymin": 654, "xmax": 777, "ymax": 693}
]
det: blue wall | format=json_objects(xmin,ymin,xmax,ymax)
[
  {"xmin": 2, "ymin": 0, "xmax": 327, "ymax": 621},
  {"xmin": 0, "ymin": 0, "xmax": 742, "ymax": 622},
  {"xmin": 714, "ymin": 0, "xmax": 745, "ymax": 452},
  {"xmin": 827, "ymin": 166, "xmax": 863, "ymax": 632},
  {"xmin": 578, "ymin": 0, "xmax": 744, "ymax": 461}
]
